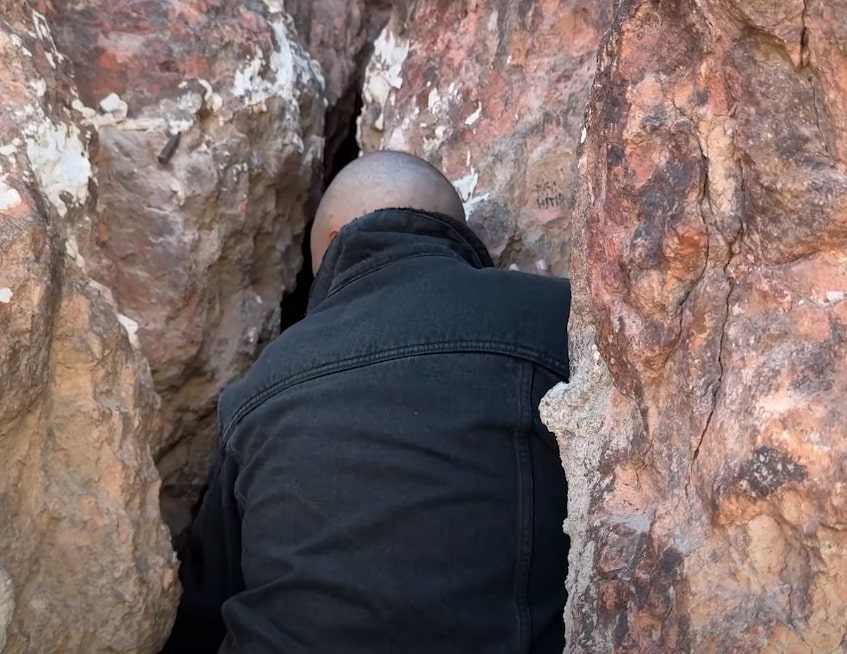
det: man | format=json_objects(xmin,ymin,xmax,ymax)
[{"xmin": 162, "ymin": 151, "xmax": 571, "ymax": 654}]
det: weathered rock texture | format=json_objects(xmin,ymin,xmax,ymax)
[
  {"xmin": 47, "ymin": 0, "xmax": 326, "ymax": 531},
  {"xmin": 358, "ymin": 0, "xmax": 613, "ymax": 274},
  {"xmin": 288, "ymin": 0, "xmax": 390, "ymax": 179},
  {"xmin": 1, "ymin": 0, "xmax": 324, "ymax": 650},
  {"xmin": 0, "ymin": 5, "xmax": 177, "ymax": 652},
  {"xmin": 542, "ymin": 0, "xmax": 847, "ymax": 651}
]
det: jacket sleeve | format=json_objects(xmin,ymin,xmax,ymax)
[{"xmin": 160, "ymin": 446, "xmax": 244, "ymax": 654}]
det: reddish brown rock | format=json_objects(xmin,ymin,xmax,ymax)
[
  {"xmin": 358, "ymin": 0, "xmax": 613, "ymax": 274},
  {"xmin": 47, "ymin": 0, "xmax": 327, "ymax": 530},
  {"xmin": 542, "ymin": 0, "xmax": 847, "ymax": 651},
  {"xmin": 1, "ymin": 0, "xmax": 326, "ymax": 649},
  {"xmin": 0, "ymin": 7, "xmax": 178, "ymax": 652}
]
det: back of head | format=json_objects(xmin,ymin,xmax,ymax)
[{"xmin": 310, "ymin": 150, "xmax": 466, "ymax": 273}]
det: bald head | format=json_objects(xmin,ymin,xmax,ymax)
[{"xmin": 310, "ymin": 150, "xmax": 466, "ymax": 273}]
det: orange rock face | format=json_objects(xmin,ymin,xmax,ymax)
[
  {"xmin": 47, "ymin": 0, "xmax": 326, "ymax": 531},
  {"xmin": 0, "ymin": 1, "xmax": 324, "ymax": 650},
  {"xmin": 358, "ymin": 0, "xmax": 613, "ymax": 274},
  {"xmin": 542, "ymin": 0, "xmax": 847, "ymax": 651},
  {"xmin": 0, "ymin": 5, "xmax": 178, "ymax": 652}
]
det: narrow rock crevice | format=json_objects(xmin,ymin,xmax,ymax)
[
  {"xmin": 809, "ymin": 75, "xmax": 833, "ymax": 159},
  {"xmin": 682, "ymin": 125, "xmax": 743, "ymax": 496},
  {"xmin": 279, "ymin": 223, "xmax": 315, "ymax": 333},
  {"xmin": 668, "ymin": 101, "xmax": 723, "ymax": 491},
  {"xmin": 279, "ymin": 84, "xmax": 366, "ymax": 333},
  {"xmin": 685, "ymin": 165, "xmax": 745, "ymax": 500},
  {"xmin": 173, "ymin": 89, "xmax": 369, "ymax": 544},
  {"xmin": 323, "ymin": 78, "xmax": 367, "ymax": 189},
  {"xmin": 800, "ymin": 0, "xmax": 810, "ymax": 67},
  {"xmin": 175, "ymin": 10, "xmax": 378, "ymax": 546}
]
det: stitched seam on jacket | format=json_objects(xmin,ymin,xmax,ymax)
[
  {"xmin": 514, "ymin": 363, "xmax": 534, "ymax": 653},
  {"xmin": 324, "ymin": 252, "xmax": 463, "ymax": 302},
  {"xmin": 221, "ymin": 340, "xmax": 569, "ymax": 444}
]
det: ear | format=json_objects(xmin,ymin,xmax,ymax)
[{"xmin": 328, "ymin": 229, "xmax": 340, "ymax": 242}]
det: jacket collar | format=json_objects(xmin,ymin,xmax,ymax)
[{"xmin": 307, "ymin": 208, "xmax": 494, "ymax": 311}]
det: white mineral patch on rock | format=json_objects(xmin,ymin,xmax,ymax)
[
  {"xmin": 7, "ymin": 31, "xmax": 31, "ymax": 56},
  {"xmin": 65, "ymin": 235, "xmax": 86, "ymax": 268},
  {"xmin": 194, "ymin": 78, "xmax": 223, "ymax": 113},
  {"xmin": 99, "ymin": 92, "xmax": 129, "ymax": 120},
  {"xmin": 25, "ymin": 116, "xmax": 91, "ymax": 217},
  {"xmin": 117, "ymin": 313, "xmax": 141, "ymax": 350},
  {"xmin": 30, "ymin": 78, "xmax": 47, "ymax": 97},
  {"xmin": 0, "ymin": 288, "xmax": 12, "ymax": 304},
  {"xmin": 452, "ymin": 169, "xmax": 479, "ymax": 203},
  {"xmin": 462, "ymin": 192, "xmax": 491, "ymax": 220},
  {"xmin": 71, "ymin": 99, "xmax": 97, "ymax": 120},
  {"xmin": 361, "ymin": 27, "xmax": 410, "ymax": 131},
  {"xmin": 0, "ymin": 177, "xmax": 22, "ymax": 211},
  {"xmin": 464, "ymin": 102, "xmax": 483, "ymax": 126},
  {"xmin": 232, "ymin": 19, "xmax": 319, "ymax": 110},
  {"xmin": 31, "ymin": 10, "xmax": 64, "ymax": 67},
  {"xmin": 262, "ymin": 0, "xmax": 284, "ymax": 14}
]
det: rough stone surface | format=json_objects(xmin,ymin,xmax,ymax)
[
  {"xmin": 358, "ymin": 0, "xmax": 613, "ymax": 274},
  {"xmin": 288, "ymin": 0, "xmax": 390, "ymax": 176},
  {"xmin": 542, "ymin": 0, "xmax": 847, "ymax": 651},
  {"xmin": 47, "ymin": 0, "xmax": 327, "ymax": 531},
  {"xmin": 0, "ymin": 568, "xmax": 14, "ymax": 651},
  {"xmin": 0, "ymin": 6, "xmax": 178, "ymax": 651},
  {"xmin": 1, "ymin": 0, "xmax": 325, "ymax": 650}
]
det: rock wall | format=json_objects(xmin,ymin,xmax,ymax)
[
  {"xmin": 0, "ymin": 0, "xmax": 324, "ymax": 650},
  {"xmin": 48, "ymin": 0, "xmax": 326, "ymax": 532},
  {"xmin": 5, "ymin": 0, "xmax": 846, "ymax": 650},
  {"xmin": 0, "ymin": 4, "xmax": 178, "ymax": 651},
  {"xmin": 542, "ymin": 0, "xmax": 847, "ymax": 651},
  {"xmin": 358, "ymin": 0, "xmax": 613, "ymax": 274},
  {"xmin": 288, "ymin": 0, "xmax": 390, "ymax": 179}
]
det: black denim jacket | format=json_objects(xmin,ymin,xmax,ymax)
[{"xmin": 163, "ymin": 209, "xmax": 571, "ymax": 654}]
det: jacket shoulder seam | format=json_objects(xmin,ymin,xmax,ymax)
[{"xmin": 221, "ymin": 340, "xmax": 569, "ymax": 445}]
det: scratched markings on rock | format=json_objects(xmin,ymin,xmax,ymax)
[{"xmin": 359, "ymin": 0, "xmax": 613, "ymax": 275}]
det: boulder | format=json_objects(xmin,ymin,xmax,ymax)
[
  {"xmin": 542, "ymin": 0, "xmax": 847, "ymax": 651},
  {"xmin": 358, "ymin": 0, "xmax": 613, "ymax": 274},
  {"xmin": 47, "ymin": 0, "xmax": 327, "ymax": 531},
  {"xmin": 0, "ymin": 6, "xmax": 178, "ymax": 652}
]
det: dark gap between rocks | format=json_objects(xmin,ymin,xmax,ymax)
[{"xmin": 278, "ymin": 86, "xmax": 364, "ymax": 333}]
